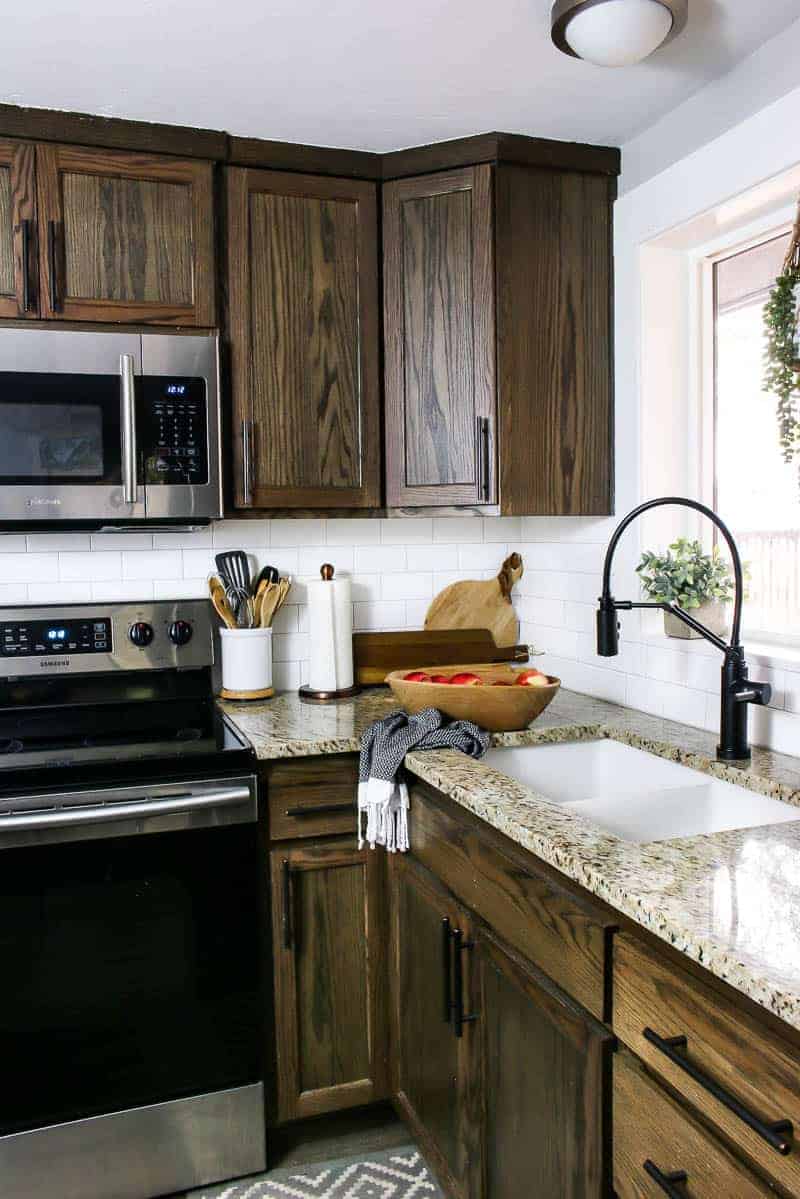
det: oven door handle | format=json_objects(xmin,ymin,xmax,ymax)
[
  {"xmin": 120, "ymin": 352, "xmax": 138, "ymax": 506},
  {"xmin": 0, "ymin": 785, "xmax": 253, "ymax": 833}
]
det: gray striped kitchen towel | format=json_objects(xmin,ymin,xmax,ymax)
[{"xmin": 358, "ymin": 707, "xmax": 490, "ymax": 852}]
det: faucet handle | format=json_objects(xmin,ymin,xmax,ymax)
[{"xmin": 734, "ymin": 679, "xmax": 772, "ymax": 707}]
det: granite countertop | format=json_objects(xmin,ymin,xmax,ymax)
[{"xmin": 222, "ymin": 688, "xmax": 800, "ymax": 1032}]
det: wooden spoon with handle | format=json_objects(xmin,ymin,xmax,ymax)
[{"xmin": 208, "ymin": 575, "xmax": 237, "ymax": 630}]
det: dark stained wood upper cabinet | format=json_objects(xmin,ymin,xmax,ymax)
[
  {"xmin": 35, "ymin": 144, "xmax": 215, "ymax": 325},
  {"xmin": 384, "ymin": 161, "xmax": 614, "ymax": 515},
  {"xmin": 383, "ymin": 167, "xmax": 496, "ymax": 509},
  {"xmin": 226, "ymin": 168, "xmax": 381, "ymax": 509},
  {"xmin": 0, "ymin": 140, "xmax": 38, "ymax": 319}
]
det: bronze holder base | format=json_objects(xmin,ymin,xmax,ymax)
[{"xmin": 298, "ymin": 683, "xmax": 362, "ymax": 703}]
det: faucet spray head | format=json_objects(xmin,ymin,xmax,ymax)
[{"xmin": 597, "ymin": 596, "xmax": 619, "ymax": 657}]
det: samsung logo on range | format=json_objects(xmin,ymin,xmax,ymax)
[
  {"xmin": 40, "ymin": 659, "xmax": 70, "ymax": 669},
  {"xmin": 26, "ymin": 497, "xmax": 62, "ymax": 507}
]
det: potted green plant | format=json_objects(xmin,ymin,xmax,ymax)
[
  {"xmin": 636, "ymin": 538, "xmax": 735, "ymax": 640},
  {"xmin": 763, "ymin": 204, "xmax": 800, "ymax": 473}
]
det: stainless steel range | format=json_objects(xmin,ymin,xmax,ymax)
[{"xmin": 0, "ymin": 600, "xmax": 266, "ymax": 1199}]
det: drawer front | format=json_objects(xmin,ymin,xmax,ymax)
[
  {"xmin": 266, "ymin": 756, "xmax": 358, "ymax": 840},
  {"xmin": 410, "ymin": 785, "xmax": 613, "ymax": 1020},
  {"xmin": 614, "ymin": 1049, "xmax": 772, "ymax": 1197},
  {"xmin": 615, "ymin": 933, "xmax": 800, "ymax": 1193}
]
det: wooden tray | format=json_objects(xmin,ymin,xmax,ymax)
[
  {"xmin": 353, "ymin": 628, "xmax": 528, "ymax": 685},
  {"xmin": 386, "ymin": 663, "xmax": 560, "ymax": 732}
]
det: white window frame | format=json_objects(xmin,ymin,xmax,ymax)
[{"xmin": 689, "ymin": 210, "xmax": 799, "ymax": 649}]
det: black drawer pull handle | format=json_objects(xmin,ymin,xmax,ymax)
[
  {"xmin": 442, "ymin": 917, "xmax": 452, "ymax": 1023},
  {"xmin": 643, "ymin": 1160, "xmax": 688, "ymax": 1197},
  {"xmin": 643, "ymin": 1027, "xmax": 793, "ymax": 1154},
  {"xmin": 452, "ymin": 928, "xmax": 479, "ymax": 1038},
  {"xmin": 284, "ymin": 803, "xmax": 353, "ymax": 819},
  {"xmin": 47, "ymin": 220, "xmax": 60, "ymax": 313},
  {"xmin": 281, "ymin": 858, "xmax": 293, "ymax": 949},
  {"xmin": 20, "ymin": 218, "xmax": 32, "ymax": 312}
]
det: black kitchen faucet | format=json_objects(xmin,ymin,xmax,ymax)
[{"xmin": 596, "ymin": 496, "xmax": 771, "ymax": 761}]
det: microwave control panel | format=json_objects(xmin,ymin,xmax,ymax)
[
  {"xmin": 1, "ymin": 617, "xmax": 112, "ymax": 659},
  {"xmin": 138, "ymin": 377, "xmax": 209, "ymax": 486}
]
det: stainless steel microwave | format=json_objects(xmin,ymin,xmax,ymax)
[{"xmin": 0, "ymin": 327, "xmax": 222, "ymax": 529}]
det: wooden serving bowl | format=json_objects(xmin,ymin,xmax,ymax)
[{"xmin": 386, "ymin": 663, "xmax": 560, "ymax": 733}]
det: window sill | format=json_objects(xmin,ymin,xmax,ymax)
[{"xmin": 641, "ymin": 628, "xmax": 800, "ymax": 674}]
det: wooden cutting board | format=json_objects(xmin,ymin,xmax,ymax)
[
  {"xmin": 353, "ymin": 627, "xmax": 529, "ymax": 685},
  {"xmin": 424, "ymin": 552, "xmax": 524, "ymax": 648}
]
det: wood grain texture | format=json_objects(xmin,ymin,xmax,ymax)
[
  {"xmin": 479, "ymin": 927, "xmax": 612, "ymax": 1198},
  {"xmin": 614, "ymin": 932, "xmax": 800, "ymax": 1195},
  {"xmin": 495, "ymin": 164, "xmax": 614, "ymax": 515},
  {"xmin": 0, "ymin": 103, "xmax": 226, "ymax": 160},
  {"xmin": 264, "ymin": 755, "xmax": 358, "ymax": 841},
  {"xmin": 390, "ymin": 855, "xmax": 482, "ymax": 1199},
  {"xmin": 382, "ymin": 132, "xmax": 620, "ymax": 181},
  {"xmin": 0, "ymin": 140, "xmax": 37, "ymax": 318},
  {"xmin": 424, "ymin": 552, "xmax": 523, "ymax": 647},
  {"xmin": 383, "ymin": 166, "xmax": 496, "ymax": 508},
  {"xmin": 35, "ymin": 144, "xmax": 215, "ymax": 325},
  {"xmin": 614, "ymin": 1048, "xmax": 773, "ymax": 1198},
  {"xmin": 409, "ymin": 783, "xmax": 615, "ymax": 1020},
  {"xmin": 225, "ymin": 168, "xmax": 380, "ymax": 510},
  {"xmin": 353, "ymin": 627, "xmax": 527, "ymax": 684},
  {"xmin": 269, "ymin": 838, "xmax": 389, "ymax": 1123},
  {"xmin": 228, "ymin": 135, "xmax": 381, "ymax": 180}
]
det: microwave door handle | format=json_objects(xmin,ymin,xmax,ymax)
[{"xmin": 120, "ymin": 353, "xmax": 138, "ymax": 506}]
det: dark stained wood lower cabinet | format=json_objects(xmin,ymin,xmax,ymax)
[
  {"xmin": 476, "ymin": 928, "xmax": 613, "ymax": 1199},
  {"xmin": 269, "ymin": 839, "xmax": 389, "ymax": 1122},
  {"xmin": 391, "ymin": 855, "xmax": 481, "ymax": 1199}
]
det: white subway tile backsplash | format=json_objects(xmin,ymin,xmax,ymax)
[
  {"xmin": 380, "ymin": 518, "xmax": 432, "ymax": 544},
  {"xmin": 59, "ymin": 552, "xmax": 119, "ymax": 582},
  {"xmin": 433, "ymin": 517, "xmax": 483, "ymax": 543},
  {"xmin": 381, "ymin": 572, "xmax": 433, "ymax": 600},
  {"xmin": 406, "ymin": 544, "xmax": 458, "ymax": 572},
  {"xmin": 5, "ymin": 512, "xmax": 800, "ymax": 758},
  {"xmin": 354, "ymin": 545, "xmax": 407, "ymax": 574}
]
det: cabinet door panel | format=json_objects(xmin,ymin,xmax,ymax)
[
  {"xmin": 36, "ymin": 145, "xmax": 214, "ymax": 325},
  {"xmin": 0, "ymin": 140, "xmax": 37, "ymax": 319},
  {"xmin": 269, "ymin": 840, "xmax": 388, "ymax": 1122},
  {"xmin": 383, "ymin": 166, "xmax": 496, "ymax": 508},
  {"xmin": 479, "ymin": 930, "xmax": 612, "ymax": 1199},
  {"xmin": 391, "ymin": 855, "xmax": 480, "ymax": 1199},
  {"xmin": 227, "ymin": 168, "xmax": 380, "ymax": 509}
]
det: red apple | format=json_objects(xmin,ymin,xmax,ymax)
[
  {"xmin": 515, "ymin": 669, "xmax": 550, "ymax": 687},
  {"xmin": 404, "ymin": 670, "xmax": 431, "ymax": 683},
  {"xmin": 430, "ymin": 674, "xmax": 452, "ymax": 684},
  {"xmin": 449, "ymin": 672, "xmax": 482, "ymax": 686}
]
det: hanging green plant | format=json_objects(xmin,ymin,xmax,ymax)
[{"xmin": 763, "ymin": 204, "xmax": 800, "ymax": 465}]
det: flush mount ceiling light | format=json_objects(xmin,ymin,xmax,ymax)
[{"xmin": 551, "ymin": 0, "xmax": 688, "ymax": 67}]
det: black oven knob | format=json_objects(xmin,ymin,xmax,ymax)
[
  {"xmin": 168, "ymin": 620, "xmax": 193, "ymax": 647},
  {"xmin": 129, "ymin": 621, "xmax": 154, "ymax": 648}
]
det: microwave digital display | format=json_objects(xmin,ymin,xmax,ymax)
[{"xmin": 138, "ymin": 377, "xmax": 209, "ymax": 486}]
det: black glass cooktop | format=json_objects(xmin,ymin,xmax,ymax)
[{"xmin": 0, "ymin": 672, "xmax": 254, "ymax": 796}]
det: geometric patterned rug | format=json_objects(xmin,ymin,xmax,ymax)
[{"xmin": 186, "ymin": 1146, "xmax": 443, "ymax": 1198}]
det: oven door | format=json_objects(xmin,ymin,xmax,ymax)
[
  {"xmin": 0, "ymin": 327, "xmax": 144, "ymax": 523},
  {"xmin": 0, "ymin": 776, "xmax": 264, "ymax": 1198}
]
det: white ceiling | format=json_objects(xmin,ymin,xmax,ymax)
[{"xmin": 3, "ymin": 0, "xmax": 799, "ymax": 153}]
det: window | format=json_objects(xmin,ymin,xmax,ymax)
[{"xmin": 712, "ymin": 232, "xmax": 800, "ymax": 643}]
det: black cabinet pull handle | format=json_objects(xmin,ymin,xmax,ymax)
[
  {"xmin": 284, "ymin": 803, "xmax": 352, "ymax": 819},
  {"xmin": 442, "ymin": 917, "xmax": 452, "ymax": 1023},
  {"xmin": 47, "ymin": 220, "xmax": 60, "ymax": 313},
  {"xmin": 643, "ymin": 1027, "xmax": 793, "ymax": 1154},
  {"xmin": 20, "ymin": 218, "xmax": 32, "ymax": 312},
  {"xmin": 281, "ymin": 858, "xmax": 293, "ymax": 949},
  {"xmin": 477, "ymin": 417, "xmax": 491, "ymax": 503},
  {"xmin": 643, "ymin": 1160, "xmax": 688, "ymax": 1197},
  {"xmin": 452, "ymin": 928, "xmax": 478, "ymax": 1037}
]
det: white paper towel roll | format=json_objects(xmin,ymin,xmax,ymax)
[{"xmin": 306, "ymin": 568, "xmax": 353, "ymax": 693}]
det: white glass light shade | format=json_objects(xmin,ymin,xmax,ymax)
[{"xmin": 564, "ymin": 0, "xmax": 673, "ymax": 66}]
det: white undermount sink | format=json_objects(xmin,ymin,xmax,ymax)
[{"xmin": 482, "ymin": 739, "xmax": 800, "ymax": 843}]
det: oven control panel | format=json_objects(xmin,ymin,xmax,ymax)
[
  {"xmin": 138, "ymin": 377, "xmax": 209, "ymax": 486},
  {"xmin": 2, "ymin": 617, "xmax": 111, "ymax": 659},
  {"xmin": 0, "ymin": 601, "xmax": 213, "ymax": 677}
]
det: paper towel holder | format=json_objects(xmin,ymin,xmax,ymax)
[{"xmin": 298, "ymin": 563, "xmax": 362, "ymax": 704}]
